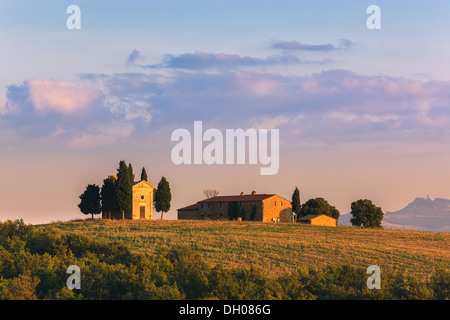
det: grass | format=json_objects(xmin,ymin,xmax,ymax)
[{"xmin": 46, "ymin": 219, "xmax": 449, "ymax": 280}]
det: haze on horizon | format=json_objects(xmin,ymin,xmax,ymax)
[{"xmin": 1, "ymin": 1, "xmax": 450, "ymax": 224}]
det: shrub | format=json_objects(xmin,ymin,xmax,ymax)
[
  {"xmin": 0, "ymin": 274, "xmax": 40, "ymax": 300},
  {"xmin": 430, "ymin": 268, "xmax": 450, "ymax": 300}
]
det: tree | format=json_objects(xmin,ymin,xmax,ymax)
[
  {"xmin": 227, "ymin": 201, "xmax": 239, "ymax": 220},
  {"xmin": 155, "ymin": 176, "xmax": 172, "ymax": 219},
  {"xmin": 101, "ymin": 176, "xmax": 118, "ymax": 219},
  {"xmin": 203, "ymin": 189, "xmax": 220, "ymax": 199},
  {"xmin": 350, "ymin": 199, "xmax": 384, "ymax": 228},
  {"xmin": 116, "ymin": 160, "xmax": 132, "ymax": 219},
  {"xmin": 238, "ymin": 207, "xmax": 247, "ymax": 221},
  {"xmin": 140, "ymin": 167, "xmax": 148, "ymax": 181},
  {"xmin": 299, "ymin": 197, "xmax": 340, "ymax": 221},
  {"xmin": 250, "ymin": 206, "xmax": 257, "ymax": 221},
  {"xmin": 128, "ymin": 163, "xmax": 134, "ymax": 184},
  {"xmin": 78, "ymin": 184, "xmax": 101, "ymax": 219},
  {"xmin": 291, "ymin": 187, "xmax": 301, "ymax": 222}
]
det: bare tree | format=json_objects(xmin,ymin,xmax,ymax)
[{"xmin": 203, "ymin": 189, "xmax": 220, "ymax": 199}]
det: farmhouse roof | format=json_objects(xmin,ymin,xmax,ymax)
[
  {"xmin": 298, "ymin": 214, "xmax": 336, "ymax": 221},
  {"xmin": 198, "ymin": 194, "xmax": 276, "ymax": 203},
  {"xmin": 177, "ymin": 203, "xmax": 198, "ymax": 211},
  {"xmin": 177, "ymin": 193, "xmax": 291, "ymax": 211}
]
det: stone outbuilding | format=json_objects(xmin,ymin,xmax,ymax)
[
  {"xmin": 178, "ymin": 191, "xmax": 292, "ymax": 222},
  {"xmin": 298, "ymin": 214, "xmax": 337, "ymax": 227}
]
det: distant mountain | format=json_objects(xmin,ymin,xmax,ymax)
[{"xmin": 339, "ymin": 196, "xmax": 450, "ymax": 232}]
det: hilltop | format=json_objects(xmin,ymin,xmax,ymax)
[
  {"xmin": 340, "ymin": 196, "xmax": 450, "ymax": 232},
  {"xmin": 384, "ymin": 197, "xmax": 450, "ymax": 232},
  {"xmin": 49, "ymin": 219, "xmax": 449, "ymax": 281}
]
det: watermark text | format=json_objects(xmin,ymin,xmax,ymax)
[{"xmin": 171, "ymin": 121, "xmax": 279, "ymax": 175}]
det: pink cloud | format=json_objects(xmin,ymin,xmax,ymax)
[
  {"xmin": 413, "ymin": 115, "xmax": 450, "ymax": 129},
  {"xmin": 67, "ymin": 123, "xmax": 134, "ymax": 149},
  {"xmin": 27, "ymin": 79, "xmax": 102, "ymax": 115},
  {"xmin": 300, "ymin": 79, "xmax": 340, "ymax": 95},
  {"xmin": 236, "ymin": 72, "xmax": 279, "ymax": 96},
  {"xmin": 0, "ymin": 99, "xmax": 6, "ymax": 115},
  {"xmin": 67, "ymin": 133, "xmax": 116, "ymax": 149},
  {"xmin": 300, "ymin": 71, "xmax": 450, "ymax": 101}
]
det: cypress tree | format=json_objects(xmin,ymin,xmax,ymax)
[
  {"xmin": 101, "ymin": 176, "xmax": 118, "ymax": 219},
  {"xmin": 291, "ymin": 187, "xmax": 301, "ymax": 222},
  {"xmin": 155, "ymin": 176, "xmax": 172, "ymax": 219},
  {"xmin": 116, "ymin": 160, "xmax": 132, "ymax": 219},
  {"xmin": 140, "ymin": 167, "xmax": 148, "ymax": 181},
  {"xmin": 128, "ymin": 163, "xmax": 134, "ymax": 184}
]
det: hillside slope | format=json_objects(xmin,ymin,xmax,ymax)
[{"xmin": 49, "ymin": 219, "xmax": 449, "ymax": 280}]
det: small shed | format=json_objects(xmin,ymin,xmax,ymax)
[{"xmin": 298, "ymin": 214, "xmax": 337, "ymax": 227}]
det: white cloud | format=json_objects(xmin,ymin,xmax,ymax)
[
  {"xmin": 106, "ymin": 96, "xmax": 153, "ymax": 122},
  {"xmin": 327, "ymin": 112, "xmax": 399, "ymax": 123},
  {"xmin": 250, "ymin": 114, "xmax": 304, "ymax": 130}
]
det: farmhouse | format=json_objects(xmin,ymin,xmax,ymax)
[
  {"xmin": 298, "ymin": 214, "xmax": 337, "ymax": 227},
  {"xmin": 178, "ymin": 191, "xmax": 292, "ymax": 222}
]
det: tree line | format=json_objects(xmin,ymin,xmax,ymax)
[
  {"xmin": 79, "ymin": 168, "xmax": 380, "ymax": 226},
  {"xmin": 291, "ymin": 186, "xmax": 384, "ymax": 228},
  {"xmin": 78, "ymin": 160, "xmax": 171, "ymax": 219}
]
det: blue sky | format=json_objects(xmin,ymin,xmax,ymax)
[
  {"xmin": 2, "ymin": 0, "xmax": 450, "ymax": 80},
  {"xmin": 1, "ymin": 1, "xmax": 450, "ymax": 223}
]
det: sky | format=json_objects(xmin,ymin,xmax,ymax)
[{"xmin": 1, "ymin": 0, "xmax": 450, "ymax": 224}]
